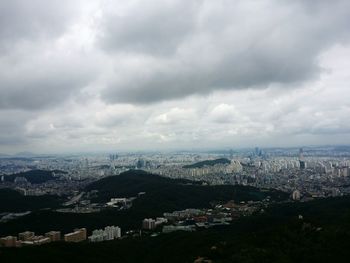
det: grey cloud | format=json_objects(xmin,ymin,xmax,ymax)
[
  {"xmin": 0, "ymin": 58, "xmax": 94, "ymax": 110},
  {"xmin": 0, "ymin": 111, "xmax": 34, "ymax": 145},
  {"xmin": 0, "ymin": 0, "xmax": 96, "ymax": 110},
  {"xmin": 100, "ymin": 1, "xmax": 199, "ymax": 55},
  {"xmin": 103, "ymin": 50, "xmax": 316, "ymax": 104},
  {"xmin": 101, "ymin": 0, "xmax": 350, "ymax": 104},
  {"xmin": 0, "ymin": 0, "xmax": 81, "ymax": 52},
  {"xmin": 0, "ymin": 76, "xmax": 89, "ymax": 110},
  {"xmin": 0, "ymin": 135, "xmax": 26, "ymax": 145}
]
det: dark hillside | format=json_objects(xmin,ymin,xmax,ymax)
[
  {"xmin": 4, "ymin": 170, "xmax": 59, "ymax": 184},
  {"xmin": 0, "ymin": 188, "xmax": 62, "ymax": 213},
  {"xmin": 183, "ymin": 158, "xmax": 231, "ymax": 168},
  {"xmin": 0, "ymin": 170, "xmax": 287, "ymax": 236},
  {"xmin": 85, "ymin": 170, "xmax": 288, "ymax": 207},
  {"xmin": 2, "ymin": 196, "xmax": 350, "ymax": 263}
]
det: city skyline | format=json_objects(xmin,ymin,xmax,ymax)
[{"xmin": 1, "ymin": 0, "xmax": 350, "ymax": 153}]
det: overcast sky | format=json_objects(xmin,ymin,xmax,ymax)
[{"xmin": 0, "ymin": 0, "xmax": 349, "ymax": 154}]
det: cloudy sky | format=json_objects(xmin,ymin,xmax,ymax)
[{"xmin": 0, "ymin": 0, "xmax": 349, "ymax": 154}]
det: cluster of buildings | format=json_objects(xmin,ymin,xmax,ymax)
[
  {"xmin": 88, "ymin": 226, "xmax": 121, "ymax": 242},
  {"xmin": 0, "ymin": 197, "xmax": 265, "ymax": 248},
  {"xmin": 142, "ymin": 218, "xmax": 168, "ymax": 230},
  {"xmin": 0, "ymin": 230, "xmax": 61, "ymax": 248},
  {"xmin": 146, "ymin": 153, "xmax": 350, "ymax": 198},
  {"xmin": 0, "ymin": 228, "xmax": 87, "ymax": 248},
  {"xmin": 162, "ymin": 202, "xmax": 258, "ymax": 233},
  {"xmin": 106, "ymin": 197, "xmax": 133, "ymax": 209},
  {"xmin": 140, "ymin": 200, "xmax": 264, "ymax": 234},
  {"xmin": 2, "ymin": 148, "xmax": 350, "ymax": 200},
  {"xmin": 56, "ymin": 193, "xmax": 145, "ymax": 215},
  {"xmin": 0, "ymin": 226, "xmax": 125, "ymax": 248}
]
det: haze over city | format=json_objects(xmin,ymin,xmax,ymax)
[{"xmin": 0, "ymin": 0, "xmax": 349, "ymax": 154}]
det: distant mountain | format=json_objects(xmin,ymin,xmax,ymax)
[
  {"xmin": 183, "ymin": 158, "xmax": 231, "ymax": 168},
  {"xmin": 14, "ymin": 151, "xmax": 37, "ymax": 157}
]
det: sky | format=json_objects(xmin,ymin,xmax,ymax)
[{"xmin": 0, "ymin": 0, "xmax": 349, "ymax": 154}]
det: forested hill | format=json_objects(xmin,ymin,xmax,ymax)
[
  {"xmin": 85, "ymin": 169, "xmax": 288, "ymax": 207},
  {"xmin": 0, "ymin": 170, "xmax": 287, "ymax": 238},
  {"xmin": 4, "ymin": 170, "xmax": 66, "ymax": 184},
  {"xmin": 0, "ymin": 188, "xmax": 62, "ymax": 213},
  {"xmin": 183, "ymin": 158, "xmax": 231, "ymax": 168}
]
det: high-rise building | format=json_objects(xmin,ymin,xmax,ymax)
[
  {"xmin": 298, "ymin": 148, "xmax": 306, "ymax": 170},
  {"xmin": 109, "ymin": 154, "xmax": 118, "ymax": 161},
  {"xmin": 292, "ymin": 190, "xmax": 301, "ymax": 201},
  {"xmin": 142, "ymin": 218, "xmax": 156, "ymax": 230},
  {"xmin": 136, "ymin": 159, "xmax": 145, "ymax": 169},
  {"xmin": 299, "ymin": 161, "xmax": 306, "ymax": 170},
  {"xmin": 298, "ymin": 148, "xmax": 304, "ymax": 161},
  {"xmin": 105, "ymin": 226, "xmax": 121, "ymax": 240},
  {"xmin": 88, "ymin": 226, "xmax": 121, "ymax": 242}
]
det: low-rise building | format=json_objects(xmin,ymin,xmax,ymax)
[
  {"xmin": 155, "ymin": 217, "xmax": 168, "ymax": 226},
  {"xmin": 162, "ymin": 225, "xmax": 195, "ymax": 233},
  {"xmin": 18, "ymin": 231, "xmax": 35, "ymax": 241},
  {"xmin": 0, "ymin": 236, "xmax": 19, "ymax": 247},
  {"xmin": 45, "ymin": 231, "xmax": 61, "ymax": 242},
  {"xmin": 22, "ymin": 237, "xmax": 51, "ymax": 246},
  {"xmin": 64, "ymin": 228, "xmax": 86, "ymax": 242}
]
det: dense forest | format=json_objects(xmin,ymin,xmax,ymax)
[
  {"xmin": 86, "ymin": 170, "xmax": 287, "ymax": 203},
  {"xmin": 0, "ymin": 188, "xmax": 62, "ymax": 213},
  {"xmin": 1, "ymin": 196, "xmax": 350, "ymax": 262},
  {"xmin": 3, "ymin": 170, "xmax": 65, "ymax": 184}
]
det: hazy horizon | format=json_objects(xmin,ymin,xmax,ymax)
[{"xmin": 1, "ymin": 144, "xmax": 350, "ymax": 157}]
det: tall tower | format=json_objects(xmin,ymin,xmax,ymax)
[
  {"xmin": 298, "ymin": 148, "xmax": 304, "ymax": 161},
  {"xmin": 299, "ymin": 148, "xmax": 305, "ymax": 170}
]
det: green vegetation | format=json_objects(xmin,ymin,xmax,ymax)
[
  {"xmin": 0, "ymin": 188, "xmax": 62, "ymax": 213},
  {"xmin": 183, "ymin": 158, "xmax": 231, "ymax": 168},
  {"xmin": 86, "ymin": 170, "xmax": 287, "ymax": 206},
  {"xmin": 0, "ymin": 170, "xmax": 287, "ymax": 236},
  {"xmin": 2, "ymin": 196, "xmax": 350, "ymax": 262},
  {"xmin": 4, "ymin": 170, "xmax": 61, "ymax": 184}
]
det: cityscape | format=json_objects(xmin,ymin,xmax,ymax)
[
  {"xmin": 1, "ymin": 146, "xmax": 350, "ymax": 200},
  {"xmin": 1, "ymin": 146, "xmax": 350, "ymax": 253}
]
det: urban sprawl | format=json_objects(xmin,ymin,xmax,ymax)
[{"xmin": 1, "ymin": 146, "xmax": 350, "ymax": 248}]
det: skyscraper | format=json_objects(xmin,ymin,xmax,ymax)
[{"xmin": 299, "ymin": 148, "xmax": 306, "ymax": 170}]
